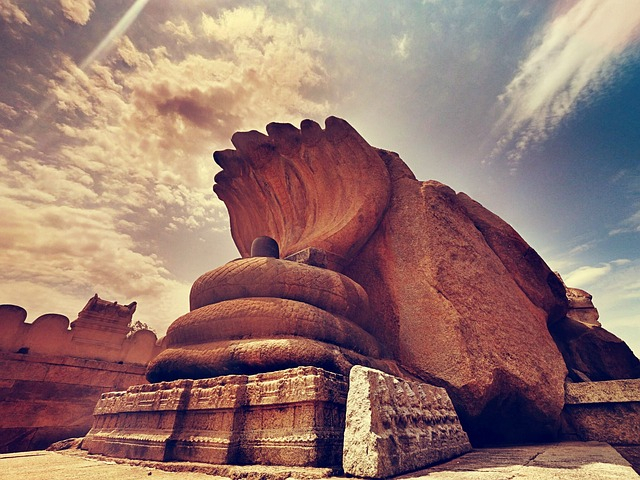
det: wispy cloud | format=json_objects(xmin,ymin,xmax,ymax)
[
  {"xmin": 0, "ymin": 4, "xmax": 332, "ymax": 334},
  {"xmin": 0, "ymin": 0, "xmax": 29, "ymax": 24},
  {"xmin": 609, "ymin": 208, "xmax": 640, "ymax": 236},
  {"xmin": 563, "ymin": 258, "xmax": 631, "ymax": 289},
  {"xmin": 393, "ymin": 33, "xmax": 410, "ymax": 59},
  {"xmin": 491, "ymin": 0, "xmax": 640, "ymax": 168},
  {"xmin": 563, "ymin": 262, "xmax": 613, "ymax": 288},
  {"xmin": 60, "ymin": 0, "xmax": 95, "ymax": 26}
]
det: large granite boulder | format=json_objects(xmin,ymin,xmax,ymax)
[{"xmin": 343, "ymin": 153, "xmax": 568, "ymax": 444}]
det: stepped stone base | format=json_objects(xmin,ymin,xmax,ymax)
[
  {"xmin": 563, "ymin": 379, "xmax": 640, "ymax": 445},
  {"xmin": 343, "ymin": 366, "xmax": 472, "ymax": 478},
  {"xmin": 83, "ymin": 366, "xmax": 347, "ymax": 467}
]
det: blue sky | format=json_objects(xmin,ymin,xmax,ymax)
[{"xmin": 1, "ymin": 0, "xmax": 639, "ymax": 355}]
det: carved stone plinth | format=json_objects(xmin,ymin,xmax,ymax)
[
  {"xmin": 83, "ymin": 366, "xmax": 347, "ymax": 467},
  {"xmin": 343, "ymin": 366, "xmax": 471, "ymax": 478}
]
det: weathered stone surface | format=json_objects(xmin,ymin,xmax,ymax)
[
  {"xmin": 565, "ymin": 379, "xmax": 640, "ymax": 404},
  {"xmin": 415, "ymin": 442, "xmax": 639, "ymax": 479},
  {"xmin": 6, "ymin": 442, "xmax": 639, "ymax": 480},
  {"xmin": 166, "ymin": 299, "xmax": 383, "ymax": 357},
  {"xmin": 567, "ymin": 287, "xmax": 601, "ymax": 318},
  {"xmin": 149, "ymin": 255, "xmax": 397, "ymax": 383},
  {"xmin": 0, "ymin": 297, "xmax": 163, "ymax": 454},
  {"xmin": 284, "ymin": 247, "xmax": 348, "ymax": 272},
  {"xmin": 85, "ymin": 366, "xmax": 348, "ymax": 467},
  {"xmin": 550, "ymin": 319, "xmax": 640, "ymax": 382},
  {"xmin": 0, "ymin": 351, "xmax": 148, "ymax": 453},
  {"xmin": 563, "ymin": 379, "xmax": 640, "ymax": 445},
  {"xmin": 148, "ymin": 337, "xmax": 400, "ymax": 383},
  {"xmin": 70, "ymin": 294, "xmax": 137, "ymax": 349},
  {"xmin": 550, "ymin": 285, "xmax": 639, "ymax": 382},
  {"xmin": 343, "ymin": 366, "xmax": 471, "ymax": 478},
  {"xmin": 343, "ymin": 171, "xmax": 567, "ymax": 445},
  {"xmin": 213, "ymin": 117, "xmax": 391, "ymax": 263},
  {"xmin": 456, "ymin": 192, "xmax": 569, "ymax": 323},
  {"xmin": 189, "ymin": 257, "xmax": 371, "ymax": 327}
]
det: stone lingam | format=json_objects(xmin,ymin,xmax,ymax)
[{"xmin": 82, "ymin": 117, "xmax": 639, "ymax": 476}]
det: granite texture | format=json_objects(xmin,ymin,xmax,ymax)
[{"xmin": 343, "ymin": 366, "xmax": 471, "ymax": 478}]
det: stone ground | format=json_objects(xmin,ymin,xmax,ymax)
[
  {"xmin": 0, "ymin": 442, "xmax": 637, "ymax": 480},
  {"xmin": 617, "ymin": 447, "xmax": 640, "ymax": 475}
]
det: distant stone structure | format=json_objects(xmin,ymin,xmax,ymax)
[
  {"xmin": 0, "ymin": 295, "xmax": 160, "ymax": 364},
  {"xmin": 0, "ymin": 296, "xmax": 164, "ymax": 453},
  {"xmin": 551, "ymin": 285, "xmax": 640, "ymax": 382},
  {"xmin": 83, "ymin": 117, "xmax": 639, "ymax": 474}
]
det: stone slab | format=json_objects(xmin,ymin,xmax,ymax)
[
  {"xmin": 84, "ymin": 366, "xmax": 348, "ymax": 467},
  {"xmin": 343, "ymin": 366, "xmax": 471, "ymax": 478},
  {"xmin": 563, "ymin": 380, "xmax": 640, "ymax": 445},
  {"xmin": 565, "ymin": 379, "xmax": 640, "ymax": 404},
  {"xmin": 404, "ymin": 442, "xmax": 638, "ymax": 479}
]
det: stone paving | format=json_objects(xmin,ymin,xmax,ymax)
[
  {"xmin": 400, "ymin": 442, "xmax": 638, "ymax": 479},
  {"xmin": 0, "ymin": 442, "xmax": 637, "ymax": 480}
]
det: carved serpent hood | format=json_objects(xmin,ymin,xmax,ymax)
[{"xmin": 213, "ymin": 116, "xmax": 391, "ymax": 266}]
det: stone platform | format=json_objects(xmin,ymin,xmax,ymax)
[
  {"xmin": 1, "ymin": 442, "xmax": 637, "ymax": 479},
  {"xmin": 83, "ymin": 366, "xmax": 348, "ymax": 467},
  {"xmin": 83, "ymin": 366, "xmax": 474, "ymax": 472}
]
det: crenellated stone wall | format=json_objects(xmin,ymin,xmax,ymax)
[
  {"xmin": 0, "ymin": 297, "xmax": 165, "ymax": 453},
  {"xmin": 0, "ymin": 296, "xmax": 163, "ymax": 365}
]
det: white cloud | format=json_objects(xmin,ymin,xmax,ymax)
[
  {"xmin": 491, "ymin": 0, "xmax": 640, "ymax": 166},
  {"xmin": 568, "ymin": 241, "xmax": 597, "ymax": 256},
  {"xmin": 609, "ymin": 209, "xmax": 640, "ymax": 235},
  {"xmin": 0, "ymin": 0, "xmax": 29, "ymax": 24},
  {"xmin": 563, "ymin": 262, "xmax": 613, "ymax": 288},
  {"xmin": 162, "ymin": 19, "xmax": 195, "ymax": 43},
  {"xmin": 393, "ymin": 33, "xmax": 410, "ymax": 59},
  {"xmin": 60, "ymin": 0, "xmax": 95, "ymax": 26}
]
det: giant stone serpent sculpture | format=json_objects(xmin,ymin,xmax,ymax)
[{"xmin": 147, "ymin": 118, "xmax": 399, "ymax": 382}]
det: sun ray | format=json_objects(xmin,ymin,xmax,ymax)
[
  {"xmin": 80, "ymin": 0, "xmax": 151, "ymax": 71},
  {"xmin": 18, "ymin": 0, "xmax": 150, "ymax": 137}
]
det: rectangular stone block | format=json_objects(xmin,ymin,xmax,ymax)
[
  {"xmin": 84, "ymin": 366, "xmax": 348, "ymax": 467},
  {"xmin": 563, "ymin": 379, "xmax": 640, "ymax": 445},
  {"xmin": 565, "ymin": 379, "xmax": 640, "ymax": 404},
  {"xmin": 343, "ymin": 366, "xmax": 471, "ymax": 478}
]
